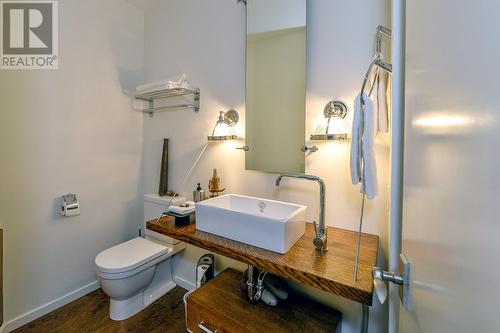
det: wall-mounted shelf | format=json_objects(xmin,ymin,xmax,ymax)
[
  {"xmin": 147, "ymin": 216, "xmax": 379, "ymax": 305},
  {"xmin": 135, "ymin": 87, "xmax": 200, "ymax": 116}
]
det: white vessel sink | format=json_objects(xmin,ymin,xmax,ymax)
[{"xmin": 195, "ymin": 194, "xmax": 307, "ymax": 254}]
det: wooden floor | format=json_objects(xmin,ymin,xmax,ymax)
[{"xmin": 13, "ymin": 287, "xmax": 188, "ymax": 333}]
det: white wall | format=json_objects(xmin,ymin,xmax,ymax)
[
  {"xmin": 0, "ymin": 0, "xmax": 144, "ymax": 329},
  {"xmin": 143, "ymin": 1, "xmax": 389, "ymax": 332},
  {"xmin": 247, "ymin": 0, "xmax": 306, "ymax": 34}
]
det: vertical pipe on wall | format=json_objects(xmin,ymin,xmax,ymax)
[{"xmin": 389, "ymin": 0, "xmax": 405, "ymax": 332}]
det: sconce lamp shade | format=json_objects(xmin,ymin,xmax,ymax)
[
  {"xmin": 310, "ymin": 100, "xmax": 351, "ymax": 141},
  {"xmin": 207, "ymin": 110, "xmax": 239, "ymax": 141}
]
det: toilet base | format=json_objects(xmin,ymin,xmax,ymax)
[
  {"xmin": 107, "ymin": 257, "xmax": 177, "ymax": 321},
  {"xmin": 109, "ymin": 280, "xmax": 177, "ymax": 320}
]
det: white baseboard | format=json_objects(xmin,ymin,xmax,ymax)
[
  {"xmin": 173, "ymin": 275, "xmax": 195, "ymax": 291},
  {"xmin": 0, "ymin": 280, "xmax": 100, "ymax": 333}
]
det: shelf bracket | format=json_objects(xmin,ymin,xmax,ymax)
[
  {"xmin": 136, "ymin": 87, "xmax": 200, "ymax": 116},
  {"xmin": 193, "ymin": 88, "xmax": 200, "ymax": 112}
]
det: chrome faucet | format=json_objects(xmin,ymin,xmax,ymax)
[{"xmin": 275, "ymin": 174, "xmax": 328, "ymax": 253}]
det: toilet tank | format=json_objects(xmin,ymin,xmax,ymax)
[
  {"xmin": 143, "ymin": 194, "xmax": 186, "ymax": 246},
  {"xmin": 143, "ymin": 194, "xmax": 186, "ymax": 222}
]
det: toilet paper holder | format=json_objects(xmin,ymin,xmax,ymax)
[{"xmin": 60, "ymin": 193, "xmax": 80, "ymax": 217}]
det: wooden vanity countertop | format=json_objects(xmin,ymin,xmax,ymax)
[{"xmin": 147, "ymin": 217, "xmax": 379, "ymax": 305}]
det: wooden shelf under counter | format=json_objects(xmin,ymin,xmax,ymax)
[
  {"xmin": 186, "ymin": 268, "xmax": 341, "ymax": 333},
  {"xmin": 147, "ymin": 217, "xmax": 378, "ymax": 305}
]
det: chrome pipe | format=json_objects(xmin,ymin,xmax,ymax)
[
  {"xmin": 362, "ymin": 304, "xmax": 370, "ymax": 333},
  {"xmin": 353, "ymin": 193, "xmax": 366, "ymax": 281},
  {"xmin": 389, "ymin": 1, "xmax": 406, "ymax": 331},
  {"xmin": 246, "ymin": 265, "xmax": 256, "ymax": 302}
]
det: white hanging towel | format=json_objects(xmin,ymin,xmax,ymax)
[
  {"xmin": 376, "ymin": 70, "xmax": 389, "ymax": 132},
  {"xmin": 350, "ymin": 93, "xmax": 378, "ymax": 199}
]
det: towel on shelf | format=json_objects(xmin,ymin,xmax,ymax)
[
  {"xmin": 136, "ymin": 74, "xmax": 189, "ymax": 94},
  {"xmin": 169, "ymin": 201, "xmax": 196, "ymax": 215},
  {"xmin": 350, "ymin": 93, "xmax": 378, "ymax": 199}
]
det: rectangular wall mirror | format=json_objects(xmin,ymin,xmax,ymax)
[{"xmin": 245, "ymin": 0, "xmax": 307, "ymax": 174}]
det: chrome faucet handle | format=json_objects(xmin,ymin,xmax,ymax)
[
  {"xmin": 313, "ymin": 221, "xmax": 319, "ymax": 237},
  {"xmin": 313, "ymin": 234, "xmax": 326, "ymax": 251},
  {"xmin": 312, "ymin": 221, "xmax": 327, "ymax": 252}
]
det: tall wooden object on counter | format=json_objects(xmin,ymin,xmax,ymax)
[{"xmin": 159, "ymin": 139, "xmax": 169, "ymax": 196}]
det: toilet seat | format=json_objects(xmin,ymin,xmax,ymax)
[{"xmin": 95, "ymin": 237, "xmax": 172, "ymax": 279}]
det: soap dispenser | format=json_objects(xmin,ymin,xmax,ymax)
[{"xmin": 193, "ymin": 183, "xmax": 206, "ymax": 202}]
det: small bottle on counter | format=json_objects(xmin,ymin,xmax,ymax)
[{"xmin": 193, "ymin": 183, "xmax": 206, "ymax": 202}]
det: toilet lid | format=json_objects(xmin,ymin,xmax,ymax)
[{"xmin": 95, "ymin": 237, "xmax": 170, "ymax": 274}]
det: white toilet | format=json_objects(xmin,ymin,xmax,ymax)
[{"xmin": 95, "ymin": 194, "xmax": 186, "ymax": 320}]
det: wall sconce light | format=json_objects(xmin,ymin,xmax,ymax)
[
  {"xmin": 310, "ymin": 100, "xmax": 351, "ymax": 141},
  {"xmin": 207, "ymin": 109, "xmax": 239, "ymax": 141}
]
